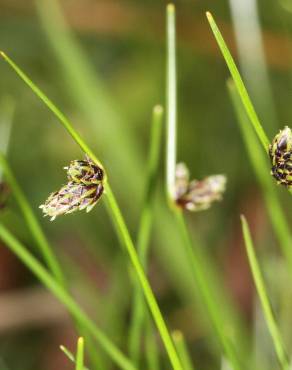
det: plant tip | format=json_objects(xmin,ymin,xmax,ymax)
[
  {"xmin": 206, "ymin": 11, "xmax": 212, "ymax": 20},
  {"xmin": 167, "ymin": 3, "xmax": 175, "ymax": 13},
  {"xmin": 78, "ymin": 336, "xmax": 84, "ymax": 344}
]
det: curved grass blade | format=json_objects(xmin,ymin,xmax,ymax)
[
  {"xmin": 0, "ymin": 52, "xmax": 183, "ymax": 370},
  {"xmin": 206, "ymin": 12, "xmax": 269, "ymax": 151},
  {"xmin": 0, "ymin": 222, "xmax": 135, "ymax": 370},
  {"xmin": 227, "ymin": 80, "xmax": 292, "ymax": 274},
  {"xmin": 241, "ymin": 216, "xmax": 289, "ymax": 370}
]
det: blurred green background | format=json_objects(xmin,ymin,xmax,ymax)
[{"xmin": 0, "ymin": 0, "xmax": 292, "ymax": 369}]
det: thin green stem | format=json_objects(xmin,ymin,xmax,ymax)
[
  {"xmin": 227, "ymin": 81, "xmax": 292, "ymax": 274},
  {"xmin": 0, "ymin": 223, "xmax": 135, "ymax": 370},
  {"xmin": 172, "ymin": 331, "xmax": 195, "ymax": 370},
  {"xmin": 166, "ymin": 4, "xmax": 177, "ymax": 202},
  {"xmin": 0, "ymin": 52, "xmax": 182, "ymax": 370},
  {"xmin": 0, "ymin": 51, "xmax": 104, "ymax": 173},
  {"xmin": 241, "ymin": 216, "xmax": 289, "ymax": 370},
  {"xmin": 206, "ymin": 12, "xmax": 270, "ymax": 151},
  {"xmin": 175, "ymin": 211, "xmax": 243, "ymax": 370},
  {"xmin": 60, "ymin": 344, "xmax": 89, "ymax": 370},
  {"xmin": 105, "ymin": 185, "xmax": 182, "ymax": 370},
  {"xmin": 0, "ymin": 153, "xmax": 65, "ymax": 284},
  {"xmin": 128, "ymin": 105, "xmax": 163, "ymax": 365},
  {"xmin": 76, "ymin": 337, "xmax": 85, "ymax": 370}
]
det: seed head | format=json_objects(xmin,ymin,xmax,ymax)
[
  {"xmin": 40, "ymin": 182, "xmax": 104, "ymax": 221},
  {"xmin": 269, "ymin": 126, "xmax": 292, "ymax": 187},
  {"xmin": 65, "ymin": 155, "xmax": 103, "ymax": 185},
  {"xmin": 40, "ymin": 156, "xmax": 104, "ymax": 221},
  {"xmin": 174, "ymin": 163, "xmax": 226, "ymax": 211}
]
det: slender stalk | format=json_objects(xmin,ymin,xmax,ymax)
[
  {"xmin": 172, "ymin": 330, "xmax": 195, "ymax": 370},
  {"xmin": 0, "ymin": 223, "xmax": 135, "ymax": 370},
  {"xmin": 76, "ymin": 337, "xmax": 85, "ymax": 370},
  {"xmin": 0, "ymin": 52, "xmax": 183, "ymax": 370},
  {"xmin": 166, "ymin": 4, "xmax": 177, "ymax": 202},
  {"xmin": 206, "ymin": 12, "xmax": 269, "ymax": 151},
  {"xmin": 60, "ymin": 344, "xmax": 89, "ymax": 370},
  {"xmin": 241, "ymin": 216, "xmax": 289, "ymax": 370},
  {"xmin": 227, "ymin": 81, "xmax": 292, "ymax": 273},
  {"xmin": 105, "ymin": 185, "xmax": 182, "ymax": 370},
  {"xmin": 175, "ymin": 211, "xmax": 243, "ymax": 370},
  {"xmin": 128, "ymin": 105, "xmax": 163, "ymax": 364},
  {"xmin": 165, "ymin": 6, "xmax": 244, "ymax": 368}
]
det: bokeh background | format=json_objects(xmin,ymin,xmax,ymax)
[{"xmin": 0, "ymin": 0, "xmax": 292, "ymax": 369}]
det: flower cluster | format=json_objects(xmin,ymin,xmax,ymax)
[
  {"xmin": 269, "ymin": 126, "xmax": 292, "ymax": 187},
  {"xmin": 40, "ymin": 156, "xmax": 104, "ymax": 221},
  {"xmin": 174, "ymin": 163, "xmax": 226, "ymax": 211}
]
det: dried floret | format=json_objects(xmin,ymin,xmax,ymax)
[{"xmin": 174, "ymin": 163, "xmax": 226, "ymax": 211}]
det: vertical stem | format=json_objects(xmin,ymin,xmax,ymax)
[
  {"xmin": 76, "ymin": 337, "xmax": 85, "ymax": 370},
  {"xmin": 104, "ymin": 184, "xmax": 183, "ymax": 370},
  {"xmin": 128, "ymin": 105, "xmax": 163, "ymax": 365},
  {"xmin": 166, "ymin": 4, "xmax": 177, "ymax": 201}
]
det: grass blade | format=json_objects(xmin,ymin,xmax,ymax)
[
  {"xmin": 0, "ymin": 154, "xmax": 65, "ymax": 285},
  {"xmin": 128, "ymin": 105, "xmax": 163, "ymax": 365},
  {"xmin": 166, "ymin": 4, "xmax": 177, "ymax": 202},
  {"xmin": 172, "ymin": 330, "xmax": 195, "ymax": 370},
  {"xmin": 175, "ymin": 211, "xmax": 244, "ymax": 370},
  {"xmin": 165, "ymin": 6, "xmax": 246, "ymax": 369},
  {"xmin": 0, "ymin": 51, "xmax": 103, "ymax": 172},
  {"xmin": 0, "ymin": 222, "xmax": 135, "ymax": 370},
  {"xmin": 60, "ymin": 344, "xmax": 89, "ymax": 370},
  {"xmin": 76, "ymin": 337, "xmax": 85, "ymax": 370},
  {"xmin": 0, "ymin": 52, "xmax": 183, "ymax": 370},
  {"xmin": 241, "ymin": 215, "xmax": 289, "ymax": 370},
  {"xmin": 227, "ymin": 80, "xmax": 292, "ymax": 273},
  {"xmin": 206, "ymin": 12, "xmax": 269, "ymax": 151}
]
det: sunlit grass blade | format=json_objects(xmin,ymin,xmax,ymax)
[
  {"xmin": 166, "ymin": 3, "xmax": 177, "ymax": 202},
  {"xmin": 172, "ymin": 330, "xmax": 195, "ymax": 370},
  {"xmin": 60, "ymin": 344, "xmax": 89, "ymax": 370},
  {"xmin": 206, "ymin": 12, "xmax": 269, "ymax": 151},
  {"xmin": 241, "ymin": 216, "xmax": 289, "ymax": 370},
  {"xmin": 0, "ymin": 52, "xmax": 182, "ymax": 370},
  {"xmin": 128, "ymin": 105, "xmax": 163, "ymax": 364},
  {"xmin": 76, "ymin": 337, "xmax": 85, "ymax": 370},
  {"xmin": 0, "ymin": 222, "xmax": 136, "ymax": 370},
  {"xmin": 227, "ymin": 80, "xmax": 292, "ymax": 273}
]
